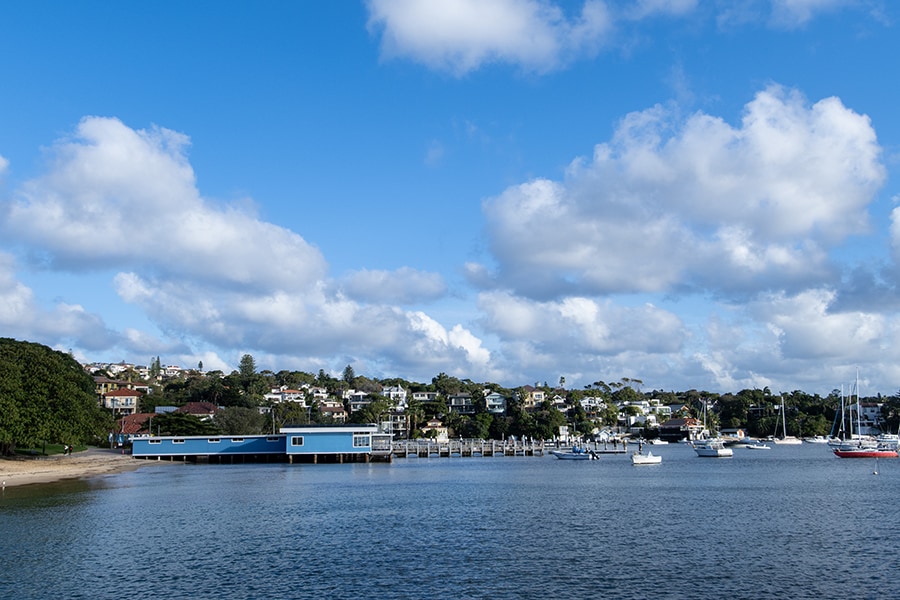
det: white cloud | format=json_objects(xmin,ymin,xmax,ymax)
[
  {"xmin": 769, "ymin": 0, "xmax": 855, "ymax": 27},
  {"xmin": 474, "ymin": 85, "xmax": 884, "ymax": 298},
  {"xmin": 478, "ymin": 291, "xmax": 685, "ymax": 355},
  {"xmin": 625, "ymin": 0, "xmax": 698, "ymax": 20},
  {"xmin": 366, "ymin": 0, "xmax": 612, "ymax": 75},
  {"xmin": 4, "ymin": 117, "xmax": 327, "ymax": 292},
  {"xmin": 341, "ymin": 267, "xmax": 447, "ymax": 304}
]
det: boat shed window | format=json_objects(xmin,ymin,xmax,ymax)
[
  {"xmin": 266, "ymin": 437, "xmax": 280, "ymax": 442},
  {"xmin": 173, "ymin": 439, "xmax": 185, "ymax": 444},
  {"xmin": 291, "ymin": 436, "xmax": 304, "ymax": 447},
  {"xmin": 149, "ymin": 439, "xmax": 161, "ymax": 445},
  {"xmin": 353, "ymin": 434, "xmax": 370, "ymax": 448},
  {"xmin": 231, "ymin": 438, "xmax": 244, "ymax": 443},
  {"xmin": 208, "ymin": 438, "xmax": 220, "ymax": 443}
]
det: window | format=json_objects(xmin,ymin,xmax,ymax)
[
  {"xmin": 173, "ymin": 439, "xmax": 185, "ymax": 444},
  {"xmin": 266, "ymin": 437, "xmax": 280, "ymax": 442},
  {"xmin": 291, "ymin": 436, "xmax": 304, "ymax": 447},
  {"xmin": 208, "ymin": 438, "xmax": 220, "ymax": 443},
  {"xmin": 231, "ymin": 438, "xmax": 244, "ymax": 443},
  {"xmin": 353, "ymin": 434, "xmax": 370, "ymax": 448},
  {"xmin": 149, "ymin": 439, "xmax": 161, "ymax": 445}
]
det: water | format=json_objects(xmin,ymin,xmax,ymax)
[{"xmin": 2, "ymin": 443, "xmax": 899, "ymax": 599}]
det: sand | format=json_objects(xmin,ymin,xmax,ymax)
[{"xmin": 0, "ymin": 449, "xmax": 153, "ymax": 488}]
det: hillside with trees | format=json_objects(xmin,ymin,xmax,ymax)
[{"xmin": 0, "ymin": 338, "xmax": 112, "ymax": 455}]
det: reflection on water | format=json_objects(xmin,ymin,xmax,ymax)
[{"xmin": 1, "ymin": 444, "xmax": 898, "ymax": 599}]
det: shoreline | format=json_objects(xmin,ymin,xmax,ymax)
[{"xmin": 0, "ymin": 449, "xmax": 151, "ymax": 488}]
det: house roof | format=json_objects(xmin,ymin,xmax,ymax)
[
  {"xmin": 104, "ymin": 388, "xmax": 143, "ymax": 397},
  {"xmin": 175, "ymin": 401, "xmax": 219, "ymax": 416},
  {"xmin": 117, "ymin": 413, "xmax": 154, "ymax": 435},
  {"xmin": 660, "ymin": 417, "xmax": 701, "ymax": 428}
]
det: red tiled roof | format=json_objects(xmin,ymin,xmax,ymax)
[
  {"xmin": 175, "ymin": 402, "xmax": 219, "ymax": 415},
  {"xmin": 104, "ymin": 388, "xmax": 143, "ymax": 397},
  {"xmin": 117, "ymin": 413, "xmax": 154, "ymax": 435}
]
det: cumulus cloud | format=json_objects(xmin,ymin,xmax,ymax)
[
  {"xmin": 113, "ymin": 270, "xmax": 490, "ymax": 381},
  {"xmin": 366, "ymin": 0, "xmax": 612, "ymax": 75},
  {"xmin": 478, "ymin": 290, "xmax": 685, "ymax": 356},
  {"xmin": 0, "ymin": 251, "xmax": 119, "ymax": 351},
  {"xmin": 0, "ymin": 117, "xmax": 499, "ymax": 382},
  {"xmin": 473, "ymin": 85, "xmax": 885, "ymax": 299},
  {"xmin": 341, "ymin": 267, "xmax": 447, "ymax": 304},
  {"xmin": 3, "ymin": 117, "xmax": 327, "ymax": 292}
]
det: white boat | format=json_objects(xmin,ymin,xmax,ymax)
[
  {"xmin": 631, "ymin": 451, "xmax": 662, "ymax": 465},
  {"xmin": 744, "ymin": 442, "xmax": 770, "ymax": 450},
  {"xmin": 773, "ymin": 395, "xmax": 803, "ymax": 444},
  {"xmin": 693, "ymin": 439, "xmax": 733, "ymax": 458},
  {"xmin": 802, "ymin": 436, "xmax": 829, "ymax": 444},
  {"xmin": 648, "ymin": 439, "xmax": 668, "ymax": 445},
  {"xmin": 550, "ymin": 449, "xmax": 598, "ymax": 460}
]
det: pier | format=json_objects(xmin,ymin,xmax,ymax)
[{"xmin": 389, "ymin": 439, "xmax": 545, "ymax": 458}]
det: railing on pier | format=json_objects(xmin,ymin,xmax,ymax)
[{"xmin": 388, "ymin": 439, "xmax": 545, "ymax": 458}]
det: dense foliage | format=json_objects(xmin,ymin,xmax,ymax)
[{"xmin": 0, "ymin": 338, "xmax": 112, "ymax": 455}]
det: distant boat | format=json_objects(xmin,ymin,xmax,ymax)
[
  {"xmin": 802, "ymin": 436, "xmax": 829, "ymax": 444},
  {"xmin": 693, "ymin": 439, "xmax": 733, "ymax": 458},
  {"xmin": 648, "ymin": 439, "xmax": 668, "ymax": 445},
  {"xmin": 833, "ymin": 446, "xmax": 898, "ymax": 459},
  {"xmin": 744, "ymin": 442, "xmax": 770, "ymax": 450},
  {"xmin": 550, "ymin": 449, "xmax": 598, "ymax": 460},
  {"xmin": 773, "ymin": 395, "xmax": 803, "ymax": 444},
  {"xmin": 631, "ymin": 451, "xmax": 662, "ymax": 465}
]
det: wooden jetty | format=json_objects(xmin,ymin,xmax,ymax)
[{"xmin": 390, "ymin": 439, "xmax": 545, "ymax": 458}]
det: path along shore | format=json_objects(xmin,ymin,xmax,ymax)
[{"xmin": 1, "ymin": 448, "xmax": 149, "ymax": 488}]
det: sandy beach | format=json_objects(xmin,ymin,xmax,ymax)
[{"xmin": 0, "ymin": 449, "xmax": 151, "ymax": 488}]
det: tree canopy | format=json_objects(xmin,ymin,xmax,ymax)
[{"xmin": 0, "ymin": 338, "xmax": 111, "ymax": 455}]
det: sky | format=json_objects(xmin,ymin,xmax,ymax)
[{"xmin": 1, "ymin": 0, "xmax": 899, "ymax": 396}]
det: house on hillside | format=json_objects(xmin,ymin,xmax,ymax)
[
  {"xmin": 448, "ymin": 393, "xmax": 474, "ymax": 414},
  {"xmin": 176, "ymin": 402, "xmax": 219, "ymax": 421},
  {"xmin": 520, "ymin": 386, "xmax": 546, "ymax": 411},
  {"xmin": 484, "ymin": 391, "xmax": 507, "ymax": 414},
  {"xmin": 265, "ymin": 386, "xmax": 306, "ymax": 404},
  {"xmin": 421, "ymin": 418, "xmax": 449, "ymax": 441},
  {"xmin": 102, "ymin": 387, "xmax": 142, "ymax": 416}
]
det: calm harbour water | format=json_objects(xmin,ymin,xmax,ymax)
[{"xmin": 1, "ymin": 442, "xmax": 899, "ymax": 600}]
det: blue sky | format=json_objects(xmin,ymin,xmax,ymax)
[{"xmin": 2, "ymin": 0, "xmax": 899, "ymax": 396}]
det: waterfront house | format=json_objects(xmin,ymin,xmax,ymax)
[
  {"xmin": 658, "ymin": 417, "xmax": 703, "ymax": 442},
  {"xmin": 131, "ymin": 425, "xmax": 386, "ymax": 463},
  {"xmin": 421, "ymin": 418, "xmax": 449, "ymax": 441}
]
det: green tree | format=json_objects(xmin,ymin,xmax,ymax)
[
  {"xmin": 215, "ymin": 406, "xmax": 267, "ymax": 435},
  {"xmin": 148, "ymin": 412, "xmax": 219, "ymax": 436},
  {"xmin": 0, "ymin": 339, "xmax": 111, "ymax": 454}
]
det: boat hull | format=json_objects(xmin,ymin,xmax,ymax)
[
  {"xmin": 550, "ymin": 450, "xmax": 597, "ymax": 460},
  {"xmin": 631, "ymin": 452, "xmax": 661, "ymax": 465},
  {"xmin": 833, "ymin": 448, "xmax": 898, "ymax": 459}
]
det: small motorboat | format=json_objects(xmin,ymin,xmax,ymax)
[
  {"xmin": 550, "ymin": 448, "xmax": 598, "ymax": 460},
  {"xmin": 744, "ymin": 442, "xmax": 770, "ymax": 450},
  {"xmin": 631, "ymin": 451, "xmax": 662, "ymax": 465}
]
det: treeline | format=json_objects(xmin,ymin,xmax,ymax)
[
  {"xmin": 120, "ymin": 355, "xmax": 900, "ymax": 439},
  {"xmin": 5, "ymin": 339, "xmax": 900, "ymax": 452},
  {"xmin": 0, "ymin": 338, "xmax": 112, "ymax": 455}
]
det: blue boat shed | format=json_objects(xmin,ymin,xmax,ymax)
[{"xmin": 131, "ymin": 425, "xmax": 390, "ymax": 463}]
